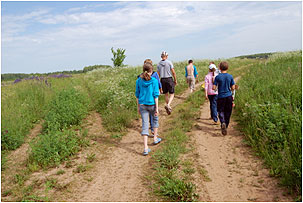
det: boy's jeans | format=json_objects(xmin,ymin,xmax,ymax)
[
  {"xmin": 217, "ymin": 96, "xmax": 233, "ymax": 128},
  {"xmin": 208, "ymin": 94, "xmax": 218, "ymax": 122},
  {"xmin": 140, "ymin": 104, "xmax": 159, "ymax": 135}
]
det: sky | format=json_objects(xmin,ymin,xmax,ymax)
[{"xmin": 1, "ymin": 1, "xmax": 302, "ymax": 74}]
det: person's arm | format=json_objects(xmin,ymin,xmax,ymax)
[
  {"xmin": 135, "ymin": 79, "xmax": 140, "ymax": 115},
  {"xmin": 136, "ymin": 98, "xmax": 140, "ymax": 115},
  {"xmin": 154, "ymin": 72, "xmax": 163, "ymax": 94},
  {"xmin": 185, "ymin": 66, "xmax": 188, "ymax": 77},
  {"xmin": 153, "ymin": 80, "xmax": 160, "ymax": 115},
  {"xmin": 194, "ymin": 66, "xmax": 198, "ymax": 82},
  {"xmin": 204, "ymin": 76, "xmax": 209, "ymax": 100},
  {"xmin": 212, "ymin": 76, "xmax": 218, "ymax": 91},
  {"xmin": 154, "ymin": 97, "xmax": 159, "ymax": 116},
  {"xmin": 230, "ymin": 77, "xmax": 235, "ymax": 91},
  {"xmin": 171, "ymin": 68, "xmax": 177, "ymax": 86}
]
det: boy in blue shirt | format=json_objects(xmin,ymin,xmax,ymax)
[{"xmin": 212, "ymin": 61, "xmax": 235, "ymax": 135}]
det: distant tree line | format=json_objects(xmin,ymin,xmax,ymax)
[
  {"xmin": 1, "ymin": 64, "xmax": 112, "ymax": 81},
  {"xmin": 235, "ymin": 52, "xmax": 274, "ymax": 59}
]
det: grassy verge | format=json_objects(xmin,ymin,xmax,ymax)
[
  {"xmin": 234, "ymin": 51, "xmax": 302, "ymax": 199},
  {"xmin": 149, "ymin": 88, "xmax": 205, "ymax": 201},
  {"xmin": 28, "ymin": 88, "xmax": 90, "ymax": 169}
]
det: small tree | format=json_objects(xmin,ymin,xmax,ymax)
[{"xmin": 111, "ymin": 47, "xmax": 126, "ymax": 67}]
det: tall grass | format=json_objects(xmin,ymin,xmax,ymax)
[
  {"xmin": 1, "ymin": 81, "xmax": 53, "ymax": 150},
  {"xmin": 235, "ymin": 51, "xmax": 302, "ymax": 196}
]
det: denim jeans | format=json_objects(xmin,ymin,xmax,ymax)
[
  {"xmin": 208, "ymin": 94, "xmax": 218, "ymax": 122},
  {"xmin": 149, "ymin": 111, "xmax": 159, "ymax": 133},
  {"xmin": 217, "ymin": 96, "xmax": 233, "ymax": 128},
  {"xmin": 140, "ymin": 104, "xmax": 159, "ymax": 135},
  {"xmin": 208, "ymin": 95, "xmax": 218, "ymax": 122}
]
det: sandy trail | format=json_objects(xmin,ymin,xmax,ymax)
[
  {"xmin": 190, "ymin": 78, "xmax": 293, "ymax": 201},
  {"xmin": 63, "ymin": 84, "xmax": 202, "ymax": 202}
]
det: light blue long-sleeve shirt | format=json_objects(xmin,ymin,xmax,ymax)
[{"xmin": 135, "ymin": 77, "xmax": 160, "ymax": 105}]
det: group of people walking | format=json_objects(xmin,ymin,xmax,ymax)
[{"xmin": 135, "ymin": 51, "xmax": 235, "ymax": 155}]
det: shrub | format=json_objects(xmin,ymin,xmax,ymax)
[
  {"xmin": 43, "ymin": 88, "xmax": 88, "ymax": 132},
  {"xmin": 29, "ymin": 130, "xmax": 82, "ymax": 168}
]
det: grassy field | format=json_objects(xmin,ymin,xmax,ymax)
[
  {"xmin": 234, "ymin": 51, "xmax": 302, "ymax": 197},
  {"xmin": 1, "ymin": 52, "xmax": 301, "ymax": 200}
]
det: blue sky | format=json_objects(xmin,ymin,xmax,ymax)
[{"xmin": 1, "ymin": 1, "xmax": 302, "ymax": 74}]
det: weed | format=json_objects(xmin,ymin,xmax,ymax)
[
  {"xmin": 2, "ymin": 189, "xmax": 12, "ymax": 197},
  {"xmin": 45, "ymin": 178, "xmax": 58, "ymax": 191},
  {"xmin": 29, "ymin": 129, "xmax": 82, "ymax": 168},
  {"xmin": 198, "ymin": 167, "xmax": 211, "ymax": 182},
  {"xmin": 65, "ymin": 160, "xmax": 73, "ymax": 168},
  {"xmin": 56, "ymin": 169, "xmax": 65, "ymax": 175},
  {"xmin": 86, "ymin": 153, "xmax": 96, "ymax": 163},
  {"xmin": 74, "ymin": 164, "xmax": 91, "ymax": 173},
  {"xmin": 14, "ymin": 174, "xmax": 26, "ymax": 186},
  {"xmin": 155, "ymin": 177, "xmax": 199, "ymax": 202}
]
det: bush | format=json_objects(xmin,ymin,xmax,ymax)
[
  {"xmin": 43, "ymin": 88, "xmax": 88, "ymax": 132},
  {"xmin": 29, "ymin": 130, "xmax": 82, "ymax": 168}
]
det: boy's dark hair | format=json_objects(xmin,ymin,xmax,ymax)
[
  {"xmin": 209, "ymin": 61, "xmax": 215, "ymax": 65},
  {"xmin": 188, "ymin": 59, "xmax": 193, "ymax": 64},
  {"xmin": 219, "ymin": 61, "xmax": 229, "ymax": 71}
]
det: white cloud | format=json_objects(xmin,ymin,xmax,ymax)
[{"xmin": 2, "ymin": 1, "xmax": 302, "ymax": 73}]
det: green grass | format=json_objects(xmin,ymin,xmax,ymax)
[
  {"xmin": 235, "ymin": 51, "xmax": 302, "ymax": 197},
  {"xmin": 42, "ymin": 88, "xmax": 89, "ymax": 133},
  {"xmin": 28, "ymin": 129, "xmax": 85, "ymax": 168},
  {"xmin": 1, "ymin": 81, "xmax": 52, "ymax": 150},
  {"xmin": 151, "ymin": 88, "xmax": 205, "ymax": 201}
]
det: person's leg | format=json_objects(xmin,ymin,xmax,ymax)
[
  {"xmin": 165, "ymin": 93, "xmax": 169, "ymax": 105},
  {"xmin": 192, "ymin": 77, "xmax": 195, "ymax": 91},
  {"xmin": 143, "ymin": 135, "xmax": 148, "ymax": 150},
  {"xmin": 189, "ymin": 77, "xmax": 193, "ymax": 93},
  {"xmin": 216, "ymin": 97, "xmax": 225, "ymax": 125},
  {"xmin": 140, "ymin": 105, "xmax": 150, "ymax": 150},
  {"xmin": 224, "ymin": 96, "xmax": 233, "ymax": 128},
  {"xmin": 152, "ymin": 114, "xmax": 159, "ymax": 142},
  {"xmin": 149, "ymin": 113, "xmax": 154, "ymax": 134},
  {"xmin": 167, "ymin": 78, "xmax": 175, "ymax": 108},
  {"xmin": 209, "ymin": 95, "xmax": 218, "ymax": 122},
  {"xmin": 167, "ymin": 94, "xmax": 174, "ymax": 107},
  {"xmin": 213, "ymin": 95, "xmax": 218, "ymax": 122}
]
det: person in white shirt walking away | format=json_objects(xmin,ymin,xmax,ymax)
[{"xmin": 157, "ymin": 51, "xmax": 178, "ymax": 115}]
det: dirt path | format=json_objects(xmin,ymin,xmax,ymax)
[
  {"xmin": 1, "ymin": 123, "xmax": 42, "ymax": 201},
  {"xmin": 59, "ymin": 84, "xmax": 202, "ymax": 202},
  {"xmin": 190, "ymin": 76, "xmax": 293, "ymax": 201}
]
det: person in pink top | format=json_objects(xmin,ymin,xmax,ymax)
[{"xmin": 205, "ymin": 63, "xmax": 219, "ymax": 124}]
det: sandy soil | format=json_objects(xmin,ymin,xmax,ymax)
[
  {"xmin": 1, "ymin": 123, "xmax": 42, "ymax": 202},
  {"xmin": 190, "ymin": 103, "xmax": 293, "ymax": 202},
  {"xmin": 60, "ymin": 84, "xmax": 201, "ymax": 202}
]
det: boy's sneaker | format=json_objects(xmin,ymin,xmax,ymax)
[
  {"xmin": 221, "ymin": 123, "xmax": 227, "ymax": 135},
  {"xmin": 213, "ymin": 121, "xmax": 220, "ymax": 125}
]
